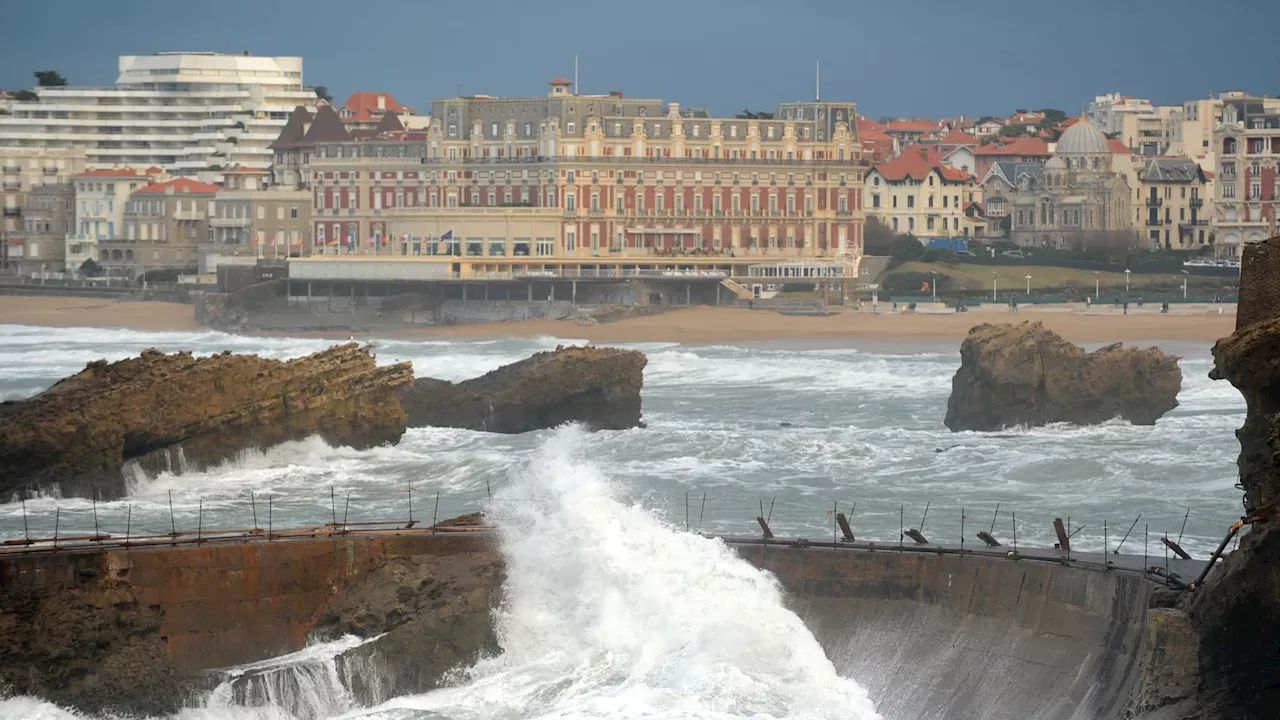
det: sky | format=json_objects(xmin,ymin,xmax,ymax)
[{"xmin": 2, "ymin": 0, "xmax": 1275, "ymax": 120}]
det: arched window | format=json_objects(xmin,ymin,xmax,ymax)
[{"xmin": 1224, "ymin": 137, "xmax": 1238, "ymax": 155}]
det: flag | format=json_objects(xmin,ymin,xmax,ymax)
[
  {"xmin": 317, "ymin": 226, "xmax": 325, "ymax": 245},
  {"xmin": 440, "ymin": 230, "xmax": 453, "ymax": 241}
]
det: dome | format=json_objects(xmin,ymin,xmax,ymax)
[
  {"xmin": 1057, "ymin": 118, "xmax": 1109, "ymax": 155},
  {"xmin": 1044, "ymin": 155, "xmax": 1067, "ymax": 170}
]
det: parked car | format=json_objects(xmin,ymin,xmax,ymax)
[
  {"xmin": 1001, "ymin": 250, "xmax": 1027, "ymax": 259},
  {"xmin": 954, "ymin": 249, "xmax": 977, "ymax": 257}
]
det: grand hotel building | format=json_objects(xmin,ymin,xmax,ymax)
[{"xmin": 287, "ymin": 79, "xmax": 868, "ymax": 289}]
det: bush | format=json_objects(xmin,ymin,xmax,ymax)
[
  {"xmin": 79, "ymin": 258, "xmax": 104, "ymax": 277},
  {"xmin": 920, "ymin": 248, "xmax": 957, "ymax": 265},
  {"xmin": 882, "ymin": 270, "xmax": 954, "ymax": 295}
]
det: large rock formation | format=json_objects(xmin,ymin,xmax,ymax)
[
  {"xmin": 0, "ymin": 344, "xmax": 412, "ymax": 499},
  {"xmin": 403, "ymin": 345, "xmax": 646, "ymax": 433},
  {"xmin": 1189, "ymin": 237, "xmax": 1280, "ymax": 719},
  {"xmin": 944, "ymin": 322, "xmax": 1182, "ymax": 432}
]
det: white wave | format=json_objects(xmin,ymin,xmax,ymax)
[{"xmin": 368, "ymin": 427, "xmax": 880, "ymax": 720}]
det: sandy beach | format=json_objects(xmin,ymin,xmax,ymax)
[{"xmin": 0, "ymin": 296, "xmax": 1237, "ymax": 345}]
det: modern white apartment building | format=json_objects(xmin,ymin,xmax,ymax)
[
  {"xmin": 0, "ymin": 52, "xmax": 315, "ymax": 182},
  {"xmin": 1087, "ymin": 93, "xmax": 1156, "ymax": 136}
]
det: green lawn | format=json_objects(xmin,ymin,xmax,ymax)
[{"xmin": 895, "ymin": 262, "xmax": 1206, "ymax": 292}]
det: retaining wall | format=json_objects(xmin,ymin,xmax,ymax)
[{"xmin": 0, "ymin": 532, "xmax": 1191, "ymax": 718}]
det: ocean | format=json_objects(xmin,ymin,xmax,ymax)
[{"xmin": 0, "ymin": 323, "xmax": 1246, "ymax": 719}]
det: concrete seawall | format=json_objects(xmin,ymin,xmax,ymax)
[{"xmin": 0, "ymin": 530, "xmax": 1198, "ymax": 717}]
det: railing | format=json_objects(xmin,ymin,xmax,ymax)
[
  {"xmin": 0, "ymin": 488, "xmax": 1222, "ymax": 585},
  {"xmin": 1145, "ymin": 197, "xmax": 1163, "ymax": 207},
  {"xmin": 209, "ymin": 216, "xmax": 250, "ymax": 228},
  {"xmin": 1, "ymin": 182, "xmax": 20, "ymax": 191},
  {"xmin": 1, "ymin": 166, "xmax": 20, "ymax": 173},
  {"xmin": 173, "ymin": 210, "xmax": 206, "ymax": 221}
]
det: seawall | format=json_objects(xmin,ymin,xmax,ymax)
[{"xmin": 0, "ymin": 530, "xmax": 1200, "ymax": 718}]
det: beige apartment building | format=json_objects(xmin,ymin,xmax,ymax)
[
  {"xmin": 13, "ymin": 183, "xmax": 74, "ymax": 275},
  {"xmin": 209, "ymin": 166, "xmax": 311, "ymax": 266},
  {"xmin": 291, "ymin": 79, "xmax": 868, "ymax": 288},
  {"xmin": 865, "ymin": 147, "xmax": 985, "ymax": 237},
  {"xmin": 0, "ymin": 146, "xmax": 85, "ymax": 271},
  {"xmin": 100, "ymin": 177, "xmax": 217, "ymax": 275},
  {"xmin": 1133, "ymin": 158, "xmax": 1211, "ymax": 250}
]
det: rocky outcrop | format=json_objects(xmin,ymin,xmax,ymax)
[
  {"xmin": 0, "ymin": 344, "xmax": 412, "ymax": 499},
  {"xmin": 1190, "ymin": 237, "xmax": 1280, "ymax": 719},
  {"xmin": 944, "ymin": 322, "xmax": 1182, "ymax": 432},
  {"xmin": 403, "ymin": 345, "xmax": 646, "ymax": 433}
]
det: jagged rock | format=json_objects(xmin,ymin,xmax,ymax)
[
  {"xmin": 403, "ymin": 345, "xmax": 646, "ymax": 433},
  {"xmin": 1191, "ymin": 237, "xmax": 1280, "ymax": 718},
  {"xmin": 944, "ymin": 321, "xmax": 1182, "ymax": 432},
  {"xmin": 0, "ymin": 344, "xmax": 412, "ymax": 499}
]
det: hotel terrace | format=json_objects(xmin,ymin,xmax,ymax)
[{"xmin": 282, "ymin": 79, "xmax": 870, "ymax": 296}]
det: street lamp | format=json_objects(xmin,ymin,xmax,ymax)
[
  {"xmin": 931, "ymin": 271, "xmax": 938, "ymax": 301},
  {"xmin": 1025, "ymin": 274, "xmax": 1032, "ymax": 295},
  {"xmin": 992, "ymin": 271, "xmax": 998, "ymax": 301},
  {"xmin": 1181, "ymin": 270, "xmax": 1188, "ymax": 299},
  {"xmin": 1093, "ymin": 271, "xmax": 1100, "ymax": 300},
  {"xmin": 1125, "ymin": 268, "xmax": 1131, "ymax": 295}
]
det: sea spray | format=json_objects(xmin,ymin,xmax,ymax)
[{"xmin": 369, "ymin": 426, "xmax": 882, "ymax": 720}]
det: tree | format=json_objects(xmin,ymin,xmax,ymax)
[
  {"xmin": 999, "ymin": 124, "xmax": 1029, "ymax": 138},
  {"xmin": 12, "ymin": 89, "xmax": 38, "ymax": 101},
  {"xmin": 79, "ymin": 258, "xmax": 104, "ymax": 277},
  {"xmin": 976, "ymin": 115, "xmax": 996, "ymax": 124},
  {"xmin": 863, "ymin": 216, "xmax": 896, "ymax": 255},
  {"xmin": 1038, "ymin": 108, "xmax": 1067, "ymax": 123},
  {"xmin": 34, "ymin": 71, "xmax": 67, "ymax": 87},
  {"xmin": 876, "ymin": 116, "xmax": 897, "ymax": 125},
  {"xmin": 314, "ymin": 85, "xmax": 333, "ymax": 103},
  {"xmin": 889, "ymin": 234, "xmax": 924, "ymax": 265},
  {"xmin": 733, "ymin": 110, "xmax": 774, "ymax": 120}
]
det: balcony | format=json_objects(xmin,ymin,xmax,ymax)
[
  {"xmin": 2, "ymin": 182, "xmax": 20, "ymax": 191},
  {"xmin": 1145, "ymin": 218, "xmax": 1165, "ymax": 227},
  {"xmin": 3, "ymin": 208, "xmax": 21, "ymax": 217},
  {"xmin": 1145, "ymin": 197, "xmax": 1163, "ymax": 207},
  {"xmin": 173, "ymin": 209, "xmax": 205, "ymax": 221},
  {"xmin": 1189, "ymin": 197, "xmax": 1204, "ymax": 209},
  {"xmin": 209, "ymin": 216, "xmax": 250, "ymax": 228},
  {"xmin": 42, "ymin": 167, "xmax": 59, "ymax": 174},
  {"xmin": 1, "ymin": 166, "xmax": 19, "ymax": 173}
]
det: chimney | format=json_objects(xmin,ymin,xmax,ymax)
[{"xmin": 377, "ymin": 95, "xmax": 386, "ymax": 111}]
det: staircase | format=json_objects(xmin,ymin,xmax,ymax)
[{"xmin": 720, "ymin": 277, "xmax": 755, "ymax": 300}]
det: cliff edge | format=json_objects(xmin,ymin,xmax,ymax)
[
  {"xmin": 1190, "ymin": 236, "xmax": 1280, "ymax": 719},
  {"xmin": 0, "ymin": 344, "xmax": 412, "ymax": 499},
  {"xmin": 944, "ymin": 321, "xmax": 1182, "ymax": 432},
  {"xmin": 403, "ymin": 345, "xmax": 646, "ymax": 433}
]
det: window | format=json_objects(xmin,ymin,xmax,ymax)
[
  {"xmin": 567, "ymin": 122, "xmax": 576, "ymax": 134},
  {"xmin": 927, "ymin": 217, "xmax": 935, "ymax": 231},
  {"xmin": 906, "ymin": 196, "xmax": 915, "ymax": 209},
  {"xmin": 872, "ymin": 194, "xmax": 881, "ymax": 208},
  {"xmin": 566, "ymin": 194, "xmax": 577, "ymax": 212},
  {"xmin": 892, "ymin": 217, "xmax": 899, "ymax": 231},
  {"xmin": 290, "ymin": 206, "xmax": 299, "ymax": 219},
  {"xmin": 892, "ymin": 196, "xmax": 898, "ymax": 208},
  {"xmin": 567, "ymin": 170, "xmax": 576, "ymax": 184},
  {"xmin": 491, "ymin": 122, "xmax": 499, "ymax": 136},
  {"xmin": 1224, "ymin": 183, "xmax": 1236, "ymax": 199},
  {"xmin": 1251, "ymin": 182, "xmax": 1262, "ymax": 200},
  {"xmin": 565, "ymin": 228, "xmax": 576, "ymax": 251}
]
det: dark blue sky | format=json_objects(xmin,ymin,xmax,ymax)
[{"xmin": 2, "ymin": 0, "xmax": 1273, "ymax": 119}]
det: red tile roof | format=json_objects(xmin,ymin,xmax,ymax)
[
  {"xmin": 145, "ymin": 167, "xmax": 164, "ymax": 175},
  {"xmin": 1203, "ymin": 170, "xmax": 1215, "ymax": 180},
  {"xmin": 340, "ymin": 92, "xmax": 416, "ymax": 123},
  {"xmin": 1107, "ymin": 139, "xmax": 1131, "ymax": 154},
  {"xmin": 549, "ymin": 77, "xmax": 572, "ymax": 86},
  {"xmin": 74, "ymin": 168, "xmax": 142, "ymax": 178},
  {"xmin": 1058, "ymin": 117, "xmax": 1081, "ymax": 129},
  {"xmin": 974, "ymin": 137, "xmax": 1051, "ymax": 156},
  {"xmin": 885, "ymin": 119, "xmax": 936, "ymax": 132},
  {"xmin": 133, "ymin": 177, "xmax": 220, "ymax": 195},
  {"xmin": 872, "ymin": 147, "xmax": 973, "ymax": 183},
  {"xmin": 937, "ymin": 129, "xmax": 980, "ymax": 147},
  {"xmin": 856, "ymin": 116, "xmax": 887, "ymax": 133}
]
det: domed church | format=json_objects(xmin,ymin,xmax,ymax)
[{"xmin": 984, "ymin": 116, "xmax": 1133, "ymax": 248}]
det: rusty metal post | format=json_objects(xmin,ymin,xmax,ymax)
[
  {"xmin": 432, "ymin": 491, "xmax": 440, "ymax": 529},
  {"xmin": 125, "ymin": 505, "xmax": 132, "ymax": 548},
  {"xmin": 168, "ymin": 490, "xmax": 176, "ymax": 537},
  {"xmin": 1012, "ymin": 511, "xmax": 1018, "ymax": 556},
  {"xmin": 486, "ymin": 478, "xmax": 492, "ymax": 499},
  {"xmin": 21, "ymin": 499, "xmax": 29, "ymax": 543},
  {"xmin": 53, "ymin": 508, "xmax": 59, "ymax": 550},
  {"xmin": 343, "ymin": 492, "xmax": 351, "ymax": 532},
  {"xmin": 686, "ymin": 492, "xmax": 690, "ymax": 531},
  {"xmin": 1104, "ymin": 520, "xmax": 1109, "ymax": 568},
  {"xmin": 698, "ymin": 493, "xmax": 706, "ymax": 531},
  {"xmin": 1164, "ymin": 532, "xmax": 1170, "ymax": 586},
  {"xmin": 251, "ymin": 491, "xmax": 258, "ymax": 531},
  {"xmin": 93, "ymin": 497, "xmax": 100, "ymax": 541},
  {"xmin": 1116, "ymin": 514, "xmax": 1141, "ymax": 555},
  {"xmin": 899, "ymin": 505, "xmax": 904, "ymax": 553},
  {"xmin": 330, "ymin": 486, "xmax": 337, "ymax": 526},
  {"xmin": 1055, "ymin": 518, "xmax": 1069, "ymax": 554},
  {"xmin": 990, "ymin": 502, "xmax": 1000, "ymax": 533},
  {"xmin": 1144, "ymin": 523, "xmax": 1148, "ymax": 570},
  {"xmin": 833, "ymin": 500, "xmax": 837, "ymax": 546},
  {"xmin": 197, "ymin": 499, "xmax": 203, "ymax": 543},
  {"xmin": 1177, "ymin": 508, "xmax": 1190, "ymax": 546},
  {"xmin": 408, "ymin": 479, "xmax": 413, "ymax": 524},
  {"xmin": 961, "ymin": 508, "xmax": 965, "ymax": 554},
  {"xmin": 767, "ymin": 496, "xmax": 775, "ymax": 523},
  {"xmin": 268, "ymin": 495, "xmax": 273, "ymax": 539}
]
